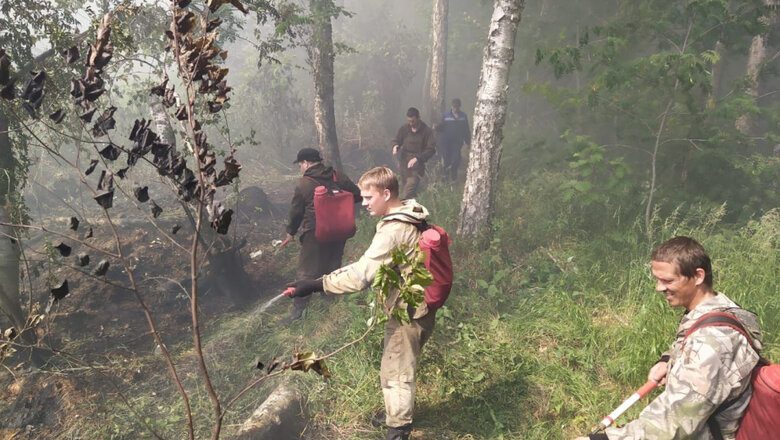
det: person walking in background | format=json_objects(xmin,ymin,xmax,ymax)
[
  {"xmin": 284, "ymin": 148, "xmax": 361, "ymax": 323},
  {"xmin": 284, "ymin": 167, "xmax": 437, "ymax": 440},
  {"xmin": 392, "ymin": 107, "xmax": 436, "ymax": 200},
  {"xmin": 576, "ymin": 236, "xmax": 763, "ymax": 440},
  {"xmin": 437, "ymin": 98, "xmax": 470, "ymax": 182}
]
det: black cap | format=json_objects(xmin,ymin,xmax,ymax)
[{"xmin": 294, "ymin": 148, "xmax": 322, "ymax": 164}]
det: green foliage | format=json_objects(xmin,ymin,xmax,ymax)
[{"xmin": 371, "ymin": 244, "xmax": 431, "ymax": 325}]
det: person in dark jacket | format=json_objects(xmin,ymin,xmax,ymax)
[
  {"xmin": 392, "ymin": 107, "xmax": 436, "ymax": 200},
  {"xmin": 285, "ymin": 148, "xmax": 361, "ymax": 322},
  {"xmin": 437, "ymin": 98, "xmax": 470, "ymax": 182}
]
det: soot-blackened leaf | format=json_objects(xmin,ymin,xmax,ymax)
[
  {"xmin": 206, "ymin": 17, "xmax": 223, "ymax": 32},
  {"xmin": 84, "ymin": 227, "xmax": 93, "ymax": 239},
  {"xmin": 80, "ymin": 107, "xmax": 96, "ymax": 122},
  {"xmin": 63, "ymin": 46, "xmax": 80, "ymax": 64},
  {"xmin": 177, "ymin": 0, "xmax": 192, "ymax": 8},
  {"xmin": 150, "ymin": 200, "xmax": 162, "ymax": 218},
  {"xmin": 70, "ymin": 79, "xmax": 84, "ymax": 98},
  {"xmin": 0, "ymin": 82, "xmax": 15, "ymax": 100},
  {"xmin": 174, "ymin": 105, "xmax": 187, "ymax": 120},
  {"xmin": 54, "ymin": 242, "xmax": 72, "ymax": 257},
  {"xmin": 51, "ymin": 280, "xmax": 69, "ymax": 301},
  {"xmin": 255, "ymin": 358, "xmax": 264, "ymax": 370},
  {"xmin": 171, "ymin": 224, "xmax": 181, "ymax": 235},
  {"xmin": 99, "ymin": 143, "xmax": 120, "ymax": 161},
  {"xmin": 97, "ymin": 170, "xmax": 114, "ymax": 191},
  {"xmin": 22, "ymin": 101, "xmax": 37, "ymax": 118},
  {"xmin": 92, "ymin": 107, "xmax": 117, "ymax": 137},
  {"xmin": 49, "ymin": 109, "xmax": 66, "ymax": 124},
  {"xmin": 150, "ymin": 77, "xmax": 168, "ymax": 96},
  {"xmin": 76, "ymin": 253, "xmax": 89, "ymax": 267},
  {"xmin": 84, "ymin": 159, "xmax": 99, "ymax": 175},
  {"xmin": 116, "ymin": 167, "xmax": 129, "ymax": 179},
  {"xmin": 69, "ymin": 217, "xmax": 79, "ymax": 231},
  {"xmin": 94, "ymin": 190, "xmax": 114, "ymax": 209},
  {"xmin": 212, "ymin": 209, "xmax": 233, "ymax": 234},
  {"xmin": 93, "ymin": 259, "xmax": 109, "ymax": 276},
  {"xmin": 133, "ymin": 186, "xmax": 149, "ymax": 203},
  {"xmin": 0, "ymin": 50, "xmax": 9, "ymax": 85},
  {"xmin": 207, "ymin": 101, "xmax": 222, "ymax": 113}
]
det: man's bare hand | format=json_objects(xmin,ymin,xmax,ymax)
[
  {"xmin": 649, "ymin": 361, "xmax": 668, "ymax": 385},
  {"xmin": 393, "ymin": 145, "xmax": 400, "ymax": 155},
  {"xmin": 407, "ymin": 157, "xmax": 418, "ymax": 168}
]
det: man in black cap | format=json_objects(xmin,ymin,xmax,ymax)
[{"xmin": 284, "ymin": 148, "xmax": 361, "ymax": 322}]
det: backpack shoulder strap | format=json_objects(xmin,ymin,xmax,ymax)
[
  {"xmin": 685, "ymin": 311, "xmax": 757, "ymax": 352},
  {"xmin": 382, "ymin": 212, "xmax": 429, "ymax": 232}
]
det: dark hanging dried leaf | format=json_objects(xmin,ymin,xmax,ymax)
[
  {"xmin": 175, "ymin": 11, "xmax": 197, "ymax": 34},
  {"xmin": 80, "ymin": 107, "xmax": 97, "ymax": 122},
  {"xmin": 29, "ymin": 89, "xmax": 44, "ymax": 109},
  {"xmin": 207, "ymin": 0, "xmax": 248, "ymax": 14},
  {"xmin": 69, "ymin": 217, "xmax": 79, "ymax": 231},
  {"xmin": 215, "ymin": 155, "xmax": 241, "ymax": 187},
  {"xmin": 177, "ymin": 0, "xmax": 192, "ymax": 8},
  {"xmin": 3, "ymin": 327, "xmax": 17, "ymax": 340},
  {"xmin": 84, "ymin": 159, "xmax": 99, "ymax": 175},
  {"xmin": 93, "ymin": 259, "xmax": 109, "ymax": 276},
  {"xmin": 97, "ymin": 170, "xmax": 113, "ymax": 191},
  {"xmin": 70, "ymin": 79, "xmax": 84, "ymax": 98},
  {"xmin": 99, "ymin": 143, "xmax": 120, "ymax": 161},
  {"xmin": 212, "ymin": 208, "xmax": 232, "ymax": 234},
  {"xmin": 76, "ymin": 253, "xmax": 89, "ymax": 267},
  {"xmin": 94, "ymin": 190, "xmax": 114, "ymax": 209},
  {"xmin": 150, "ymin": 77, "xmax": 168, "ymax": 96},
  {"xmin": 171, "ymin": 224, "xmax": 181, "ymax": 235},
  {"xmin": 206, "ymin": 17, "xmax": 223, "ymax": 32},
  {"xmin": 21, "ymin": 71, "xmax": 46, "ymax": 100},
  {"xmin": 0, "ymin": 82, "xmax": 15, "ymax": 100},
  {"xmin": 91, "ymin": 106, "xmax": 117, "ymax": 137},
  {"xmin": 51, "ymin": 280, "xmax": 69, "ymax": 301},
  {"xmin": 22, "ymin": 102, "xmax": 37, "ymax": 118},
  {"xmin": 254, "ymin": 358, "xmax": 264, "ymax": 370},
  {"xmin": 174, "ymin": 105, "xmax": 188, "ymax": 120},
  {"xmin": 162, "ymin": 87, "xmax": 176, "ymax": 107},
  {"xmin": 83, "ymin": 85, "xmax": 105, "ymax": 102},
  {"xmin": 84, "ymin": 227, "xmax": 93, "ymax": 239},
  {"xmin": 150, "ymin": 200, "xmax": 162, "ymax": 218},
  {"xmin": 54, "ymin": 242, "xmax": 72, "ymax": 257},
  {"xmin": 133, "ymin": 186, "xmax": 149, "ymax": 203},
  {"xmin": 49, "ymin": 109, "xmax": 66, "ymax": 124},
  {"xmin": 116, "ymin": 167, "xmax": 129, "ymax": 179},
  {"xmin": 207, "ymin": 101, "xmax": 222, "ymax": 113},
  {"xmin": 129, "ymin": 119, "xmax": 150, "ymax": 141},
  {"xmin": 63, "ymin": 46, "xmax": 80, "ymax": 64}
]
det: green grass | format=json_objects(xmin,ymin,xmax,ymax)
[{"xmin": 58, "ymin": 179, "xmax": 780, "ymax": 439}]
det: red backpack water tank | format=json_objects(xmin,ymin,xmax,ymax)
[
  {"xmin": 418, "ymin": 225, "xmax": 453, "ymax": 310},
  {"xmin": 310, "ymin": 179, "xmax": 356, "ymax": 243}
]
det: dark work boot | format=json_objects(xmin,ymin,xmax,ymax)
[
  {"xmin": 386, "ymin": 424, "xmax": 411, "ymax": 440},
  {"xmin": 283, "ymin": 305, "xmax": 304, "ymax": 325}
]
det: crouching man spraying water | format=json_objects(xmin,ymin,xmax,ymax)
[
  {"xmin": 576, "ymin": 236, "xmax": 763, "ymax": 440},
  {"xmin": 284, "ymin": 166, "xmax": 437, "ymax": 440}
]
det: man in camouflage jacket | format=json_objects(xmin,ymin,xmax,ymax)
[{"xmin": 578, "ymin": 236, "xmax": 762, "ymax": 440}]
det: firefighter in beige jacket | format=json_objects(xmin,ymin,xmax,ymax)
[{"xmin": 284, "ymin": 167, "xmax": 435, "ymax": 440}]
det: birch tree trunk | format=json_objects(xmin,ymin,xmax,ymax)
[
  {"xmin": 457, "ymin": 0, "xmax": 524, "ymax": 239},
  {"xmin": 427, "ymin": 0, "xmax": 449, "ymax": 126},
  {"xmin": 309, "ymin": 0, "xmax": 343, "ymax": 172},
  {"xmin": 735, "ymin": 0, "xmax": 778, "ymax": 133}
]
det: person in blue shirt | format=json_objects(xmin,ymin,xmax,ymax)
[{"xmin": 437, "ymin": 98, "xmax": 471, "ymax": 182}]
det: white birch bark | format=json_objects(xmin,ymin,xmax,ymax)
[
  {"xmin": 735, "ymin": 0, "xmax": 778, "ymax": 133},
  {"xmin": 457, "ymin": 0, "xmax": 524, "ymax": 239},
  {"xmin": 427, "ymin": 0, "xmax": 449, "ymax": 125}
]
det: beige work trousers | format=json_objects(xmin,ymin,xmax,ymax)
[{"xmin": 380, "ymin": 309, "xmax": 437, "ymax": 428}]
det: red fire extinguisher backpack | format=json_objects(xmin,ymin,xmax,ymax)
[
  {"xmin": 306, "ymin": 171, "xmax": 356, "ymax": 243},
  {"xmin": 385, "ymin": 213, "xmax": 453, "ymax": 310},
  {"xmin": 684, "ymin": 312, "xmax": 780, "ymax": 440}
]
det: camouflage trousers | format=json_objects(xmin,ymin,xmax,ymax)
[{"xmin": 381, "ymin": 309, "xmax": 436, "ymax": 428}]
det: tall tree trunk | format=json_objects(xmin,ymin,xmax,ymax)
[
  {"xmin": 309, "ymin": 0, "xmax": 343, "ymax": 172},
  {"xmin": 0, "ymin": 115, "xmax": 13, "ymax": 206},
  {"xmin": 427, "ymin": 0, "xmax": 449, "ymax": 125},
  {"xmin": 457, "ymin": 0, "xmax": 524, "ymax": 240},
  {"xmin": 735, "ymin": 0, "xmax": 778, "ymax": 133},
  {"xmin": 0, "ymin": 204, "xmax": 24, "ymax": 331}
]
